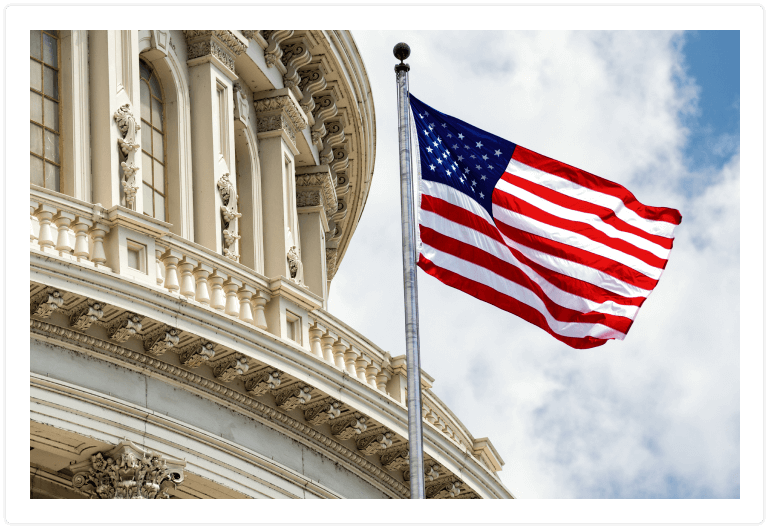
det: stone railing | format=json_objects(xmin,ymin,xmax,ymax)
[{"xmin": 29, "ymin": 186, "xmax": 501, "ymax": 477}]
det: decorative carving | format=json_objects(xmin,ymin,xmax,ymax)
[
  {"xmin": 330, "ymin": 413, "xmax": 367, "ymax": 440},
  {"xmin": 280, "ymin": 38, "xmax": 312, "ymax": 99},
  {"xmin": 183, "ymin": 31, "xmax": 246, "ymax": 75},
  {"xmin": 298, "ymin": 65, "xmax": 327, "ymax": 117},
  {"xmin": 107, "ymin": 313, "xmax": 143, "ymax": 343},
  {"xmin": 311, "ymin": 93, "xmax": 337, "ymax": 146},
  {"xmin": 30, "ymin": 289, "xmax": 64, "ymax": 319},
  {"xmin": 113, "ymin": 104, "xmax": 140, "ymax": 209},
  {"xmin": 426, "ymin": 478, "xmax": 463, "ymax": 499},
  {"xmin": 380, "ymin": 447, "xmax": 409, "ymax": 471},
  {"xmin": 404, "ymin": 464, "xmax": 441, "ymax": 483},
  {"xmin": 320, "ymin": 121, "xmax": 345, "ymax": 165},
  {"xmin": 70, "ymin": 439, "xmax": 185, "ymax": 499},
  {"xmin": 232, "ymin": 81, "xmax": 250, "ymax": 126},
  {"xmin": 217, "ymin": 173, "xmax": 241, "ymax": 261},
  {"xmin": 256, "ymin": 114, "xmax": 296, "ymax": 146},
  {"xmin": 331, "ymin": 146, "xmax": 349, "ymax": 175},
  {"xmin": 69, "ymin": 299, "xmax": 105, "ymax": 330},
  {"xmin": 296, "ymin": 190, "xmax": 321, "ymax": 208},
  {"xmin": 211, "ymin": 355, "xmax": 249, "ymax": 382},
  {"xmin": 178, "ymin": 339, "xmax": 216, "ymax": 368},
  {"xmin": 254, "ymin": 94, "xmax": 308, "ymax": 137},
  {"xmin": 304, "ymin": 399, "xmax": 342, "ymax": 425},
  {"xmin": 274, "ymin": 383, "xmax": 313, "ymax": 410},
  {"xmin": 143, "ymin": 327, "xmax": 180, "ymax": 356},
  {"xmin": 287, "ymin": 245, "xmax": 304, "ymax": 284},
  {"xmin": 262, "ymin": 30, "xmax": 293, "ymax": 72},
  {"xmin": 356, "ymin": 431, "xmax": 394, "ymax": 456},
  {"xmin": 295, "ymin": 169, "xmax": 337, "ymax": 218},
  {"xmin": 244, "ymin": 367, "xmax": 282, "ymax": 396},
  {"xmin": 326, "ymin": 248, "xmax": 339, "ymax": 281}
]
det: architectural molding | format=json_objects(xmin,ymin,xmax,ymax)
[
  {"xmin": 253, "ymin": 89, "xmax": 308, "ymax": 150},
  {"xmin": 183, "ymin": 30, "xmax": 247, "ymax": 79},
  {"xmin": 217, "ymin": 173, "xmax": 242, "ymax": 261},
  {"xmin": 112, "ymin": 104, "xmax": 140, "ymax": 209},
  {"xmin": 69, "ymin": 299, "xmax": 105, "ymax": 331}
]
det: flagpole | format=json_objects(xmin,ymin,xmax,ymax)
[{"xmin": 394, "ymin": 42, "xmax": 426, "ymax": 500}]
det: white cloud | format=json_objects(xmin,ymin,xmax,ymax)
[{"xmin": 329, "ymin": 30, "xmax": 739, "ymax": 499}]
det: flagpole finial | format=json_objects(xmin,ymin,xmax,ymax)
[{"xmin": 394, "ymin": 42, "xmax": 411, "ymax": 72}]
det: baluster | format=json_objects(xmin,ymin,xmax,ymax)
[
  {"xmin": 35, "ymin": 204, "xmax": 57, "ymax": 250},
  {"xmin": 155, "ymin": 249, "xmax": 165, "ymax": 286},
  {"xmin": 355, "ymin": 355, "xmax": 370, "ymax": 382},
  {"xmin": 72, "ymin": 217, "xmax": 93, "ymax": 263},
  {"xmin": 223, "ymin": 277, "xmax": 242, "ymax": 316},
  {"xmin": 207, "ymin": 271, "xmax": 226, "ymax": 311},
  {"xmin": 89, "ymin": 223, "xmax": 109, "ymax": 267},
  {"xmin": 30, "ymin": 200, "xmax": 39, "ymax": 246},
  {"xmin": 375, "ymin": 367, "xmax": 391, "ymax": 394},
  {"xmin": 308, "ymin": 323, "xmax": 324, "ymax": 358},
  {"xmin": 237, "ymin": 285, "xmax": 255, "ymax": 324},
  {"xmin": 177, "ymin": 258, "xmax": 196, "ymax": 298},
  {"xmin": 252, "ymin": 290, "xmax": 270, "ymax": 330},
  {"xmin": 193, "ymin": 263, "xmax": 213, "ymax": 305},
  {"xmin": 53, "ymin": 211, "xmax": 76, "ymax": 257},
  {"xmin": 320, "ymin": 332, "xmax": 336, "ymax": 364},
  {"xmin": 343, "ymin": 346, "xmax": 359, "ymax": 377},
  {"xmin": 365, "ymin": 363, "xmax": 380, "ymax": 388},
  {"xmin": 161, "ymin": 249, "xmax": 182, "ymax": 292},
  {"xmin": 332, "ymin": 339, "xmax": 348, "ymax": 370}
]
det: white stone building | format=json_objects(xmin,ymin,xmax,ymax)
[{"xmin": 29, "ymin": 29, "xmax": 512, "ymax": 499}]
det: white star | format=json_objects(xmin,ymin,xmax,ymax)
[
  {"xmin": 429, "ymin": 123, "xmax": 435, "ymax": 129},
  {"xmin": 457, "ymin": 155, "xmax": 464, "ymax": 161},
  {"xmin": 476, "ymin": 141, "xmax": 483, "ymax": 148},
  {"xmin": 426, "ymin": 146, "xmax": 433, "ymax": 153},
  {"xmin": 436, "ymin": 138, "xmax": 442, "ymax": 143},
  {"xmin": 488, "ymin": 164, "xmax": 494, "ymax": 170},
  {"xmin": 453, "ymin": 144, "xmax": 459, "ymax": 149},
  {"xmin": 437, "ymin": 158, "xmax": 443, "ymax": 164},
  {"xmin": 472, "ymin": 180, "xmax": 477, "ymax": 186},
  {"xmin": 429, "ymin": 164, "xmax": 436, "ymax": 171},
  {"xmin": 464, "ymin": 168, "xmax": 470, "ymax": 174},
  {"xmin": 423, "ymin": 130, "xmax": 429, "ymax": 136},
  {"xmin": 447, "ymin": 133, "xmax": 453, "ymax": 138},
  {"xmin": 464, "ymin": 144, "xmax": 470, "ymax": 149},
  {"xmin": 458, "ymin": 133, "xmax": 465, "ymax": 139},
  {"xmin": 446, "ymin": 170, "xmax": 451, "ymax": 176},
  {"xmin": 481, "ymin": 175, "xmax": 487, "ymax": 180},
  {"xmin": 433, "ymin": 141, "xmax": 439, "ymax": 147},
  {"xmin": 482, "ymin": 154, "xmax": 489, "ymax": 161},
  {"xmin": 475, "ymin": 165, "xmax": 481, "ymax": 170},
  {"xmin": 479, "ymin": 192, "xmax": 485, "ymax": 198},
  {"xmin": 494, "ymin": 149, "xmax": 502, "ymax": 157},
  {"xmin": 470, "ymin": 155, "xmax": 476, "ymax": 159},
  {"xmin": 459, "ymin": 176, "xmax": 465, "ymax": 183}
]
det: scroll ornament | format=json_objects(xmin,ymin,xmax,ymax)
[
  {"xmin": 113, "ymin": 104, "xmax": 141, "ymax": 209},
  {"xmin": 217, "ymin": 174, "xmax": 242, "ymax": 261}
]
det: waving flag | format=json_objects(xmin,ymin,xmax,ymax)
[{"xmin": 410, "ymin": 94, "xmax": 682, "ymax": 349}]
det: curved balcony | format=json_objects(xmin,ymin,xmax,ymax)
[{"xmin": 28, "ymin": 30, "xmax": 511, "ymax": 500}]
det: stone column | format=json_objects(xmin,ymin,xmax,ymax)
[
  {"xmin": 254, "ymin": 88, "xmax": 308, "ymax": 281},
  {"xmin": 89, "ymin": 30, "xmax": 142, "ymax": 211},
  {"xmin": 183, "ymin": 30, "xmax": 247, "ymax": 255},
  {"xmin": 295, "ymin": 165, "xmax": 336, "ymax": 302}
]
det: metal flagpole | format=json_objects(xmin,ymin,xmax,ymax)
[{"xmin": 393, "ymin": 42, "xmax": 425, "ymax": 499}]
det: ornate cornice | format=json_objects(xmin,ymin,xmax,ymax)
[
  {"xmin": 295, "ymin": 166, "xmax": 338, "ymax": 221},
  {"xmin": 183, "ymin": 30, "xmax": 247, "ymax": 77},
  {"xmin": 253, "ymin": 90, "xmax": 308, "ymax": 148},
  {"xmin": 30, "ymin": 319, "xmax": 410, "ymax": 498}
]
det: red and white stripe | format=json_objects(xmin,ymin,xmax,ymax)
[{"xmin": 417, "ymin": 145, "xmax": 681, "ymax": 349}]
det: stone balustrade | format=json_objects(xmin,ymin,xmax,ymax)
[{"xmin": 29, "ymin": 185, "xmax": 498, "ymax": 477}]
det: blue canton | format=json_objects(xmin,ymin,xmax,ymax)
[{"xmin": 410, "ymin": 94, "xmax": 516, "ymax": 217}]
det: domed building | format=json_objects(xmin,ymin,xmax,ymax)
[{"xmin": 29, "ymin": 29, "xmax": 512, "ymax": 499}]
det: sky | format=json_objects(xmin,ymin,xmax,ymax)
[
  {"xmin": 6, "ymin": 7, "xmax": 763, "ymax": 521},
  {"xmin": 327, "ymin": 30, "xmax": 742, "ymax": 500}
]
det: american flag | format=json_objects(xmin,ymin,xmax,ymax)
[{"xmin": 410, "ymin": 94, "xmax": 682, "ymax": 349}]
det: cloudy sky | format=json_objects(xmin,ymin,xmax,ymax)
[
  {"xmin": 6, "ymin": 4, "xmax": 760, "ymax": 524},
  {"xmin": 328, "ymin": 29, "xmax": 742, "ymax": 500}
]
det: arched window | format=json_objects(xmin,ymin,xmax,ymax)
[
  {"xmin": 30, "ymin": 30, "xmax": 61, "ymax": 191},
  {"xmin": 140, "ymin": 59, "xmax": 166, "ymax": 221}
]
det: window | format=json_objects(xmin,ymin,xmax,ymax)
[
  {"xmin": 139, "ymin": 59, "xmax": 166, "ymax": 221},
  {"xmin": 30, "ymin": 30, "xmax": 61, "ymax": 191}
]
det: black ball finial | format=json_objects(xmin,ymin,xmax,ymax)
[{"xmin": 393, "ymin": 42, "xmax": 411, "ymax": 62}]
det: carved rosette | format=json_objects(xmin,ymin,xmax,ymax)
[
  {"xmin": 69, "ymin": 299, "xmax": 105, "ymax": 331},
  {"xmin": 304, "ymin": 399, "xmax": 342, "ymax": 426},
  {"xmin": 113, "ymin": 104, "xmax": 140, "ymax": 209},
  {"xmin": 70, "ymin": 440, "xmax": 185, "ymax": 499},
  {"xmin": 143, "ymin": 327, "xmax": 180, "ymax": 356},
  {"xmin": 216, "ymin": 173, "xmax": 241, "ymax": 261},
  {"xmin": 178, "ymin": 339, "xmax": 216, "ymax": 368},
  {"xmin": 211, "ymin": 356, "xmax": 249, "ymax": 382},
  {"xmin": 379, "ymin": 447, "xmax": 409, "ymax": 472},
  {"xmin": 244, "ymin": 367, "xmax": 282, "ymax": 396},
  {"xmin": 330, "ymin": 413, "xmax": 367, "ymax": 440},
  {"xmin": 274, "ymin": 383, "xmax": 313, "ymax": 410},
  {"xmin": 107, "ymin": 313, "xmax": 143, "ymax": 343},
  {"xmin": 356, "ymin": 431, "xmax": 394, "ymax": 456},
  {"xmin": 30, "ymin": 289, "xmax": 64, "ymax": 318},
  {"xmin": 183, "ymin": 30, "xmax": 247, "ymax": 76}
]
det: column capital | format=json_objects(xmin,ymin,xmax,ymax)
[
  {"xmin": 183, "ymin": 30, "xmax": 248, "ymax": 80},
  {"xmin": 253, "ymin": 88, "xmax": 307, "ymax": 153}
]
